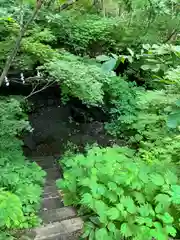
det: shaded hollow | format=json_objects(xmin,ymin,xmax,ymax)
[
  {"xmin": 19, "ymin": 85, "xmax": 122, "ymax": 158},
  {"xmin": 0, "ymin": 81, "xmax": 123, "ymax": 159}
]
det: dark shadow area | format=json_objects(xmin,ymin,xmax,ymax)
[{"xmin": 0, "ymin": 81, "xmax": 123, "ymax": 159}]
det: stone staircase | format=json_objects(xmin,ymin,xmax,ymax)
[{"xmin": 21, "ymin": 156, "xmax": 83, "ymax": 240}]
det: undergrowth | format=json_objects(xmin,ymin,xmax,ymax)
[
  {"xmin": 57, "ymin": 146, "xmax": 180, "ymax": 240},
  {"xmin": 0, "ymin": 97, "xmax": 46, "ymax": 238}
]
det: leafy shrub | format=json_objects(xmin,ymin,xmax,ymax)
[
  {"xmin": 42, "ymin": 51, "xmax": 109, "ymax": 105},
  {"xmin": 0, "ymin": 97, "xmax": 30, "ymax": 159},
  {"xmin": 0, "ymin": 189, "xmax": 24, "ymax": 229},
  {"xmin": 97, "ymin": 44, "xmax": 180, "ymax": 89},
  {"xmin": 158, "ymin": 66, "xmax": 180, "ymax": 92},
  {"xmin": 140, "ymin": 44, "xmax": 180, "ymax": 74},
  {"xmin": 46, "ymin": 11, "xmax": 122, "ymax": 56},
  {"xmin": 167, "ymin": 98, "xmax": 180, "ymax": 129},
  {"xmin": 105, "ymin": 76, "xmax": 179, "ymax": 144},
  {"xmin": 104, "ymin": 76, "xmax": 139, "ymax": 137},
  {"xmin": 0, "ymin": 97, "xmax": 46, "ymax": 233},
  {"xmin": 57, "ymin": 146, "xmax": 180, "ymax": 240},
  {"xmin": 0, "ymin": 161, "xmax": 45, "ymax": 228}
]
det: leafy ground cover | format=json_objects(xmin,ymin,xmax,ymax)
[{"xmin": 0, "ymin": 97, "xmax": 46, "ymax": 239}]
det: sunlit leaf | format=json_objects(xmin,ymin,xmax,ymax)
[
  {"xmin": 150, "ymin": 173, "xmax": 164, "ymax": 186},
  {"xmin": 167, "ymin": 111, "xmax": 180, "ymax": 128},
  {"xmin": 96, "ymin": 55, "xmax": 110, "ymax": 62},
  {"xmin": 95, "ymin": 228, "xmax": 109, "ymax": 240},
  {"xmin": 120, "ymin": 223, "xmax": 133, "ymax": 237},
  {"xmin": 107, "ymin": 207, "xmax": 120, "ymax": 220},
  {"xmin": 101, "ymin": 58, "xmax": 117, "ymax": 73}
]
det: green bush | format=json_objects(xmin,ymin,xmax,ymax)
[
  {"xmin": 47, "ymin": 11, "xmax": 122, "ymax": 56},
  {"xmin": 42, "ymin": 51, "xmax": 109, "ymax": 105},
  {"xmin": 105, "ymin": 76, "xmax": 179, "ymax": 145},
  {"xmin": 57, "ymin": 146, "xmax": 180, "ymax": 240},
  {"xmin": 104, "ymin": 76, "xmax": 138, "ymax": 138},
  {"xmin": 0, "ymin": 189, "xmax": 24, "ymax": 229},
  {"xmin": 0, "ymin": 97, "xmax": 46, "ymax": 234}
]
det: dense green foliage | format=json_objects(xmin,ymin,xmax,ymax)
[
  {"xmin": 0, "ymin": 97, "xmax": 46, "ymax": 237},
  {"xmin": 42, "ymin": 51, "xmax": 109, "ymax": 105},
  {"xmin": 0, "ymin": 0, "xmax": 179, "ymax": 74},
  {"xmin": 0, "ymin": 0, "xmax": 180, "ymax": 239},
  {"xmin": 57, "ymin": 146, "xmax": 180, "ymax": 240}
]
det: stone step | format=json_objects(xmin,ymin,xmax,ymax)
[
  {"xmin": 45, "ymin": 179, "xmax": 58, "ymax": 186},
  {"xmin": 41, "ymin": 196, "xmax": 63, "ymax": 210},
  {"xmin": 43, "ymin": 190, "xmax": 59, "ymax": 199},
  {"xmin": 45, "ymin": 168, "xmax": 60, "ymax": 180},
  {"xmin": 40, "ymin": 207, "xmax": 77, "ymax": 224},
  {"xmin": 43, "ymin": 185, "xmax": 59, "ymax": 198},
  {"xmin": 34, "ymin": 218, "xmax": 83, "ymax": 240}
]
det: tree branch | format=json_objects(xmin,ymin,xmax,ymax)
[
  {"xmin": 164, "ymin": 29, "xmax": 178, "ymax": 43},
  {"xmin": 59, "ymin": 0, "xmax": 78, "ymax": 11},
  {"xmin": 24, "ymin": 81, "xmax": 55, "ymax": 99}
]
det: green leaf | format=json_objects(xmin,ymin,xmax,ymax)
[
  {"xmin": 136, "ymin": 217, "xmax": 153, "ymax": 227},
  {"xmin": 154, "ymin": 194, "xmax": 171, "ymax": 208},
  {"xmin": 165, "ymin": 225, "xmax": 176, "ymax": 237},
  {"xmin": 89, "ymin": 229, "xmax": 95, "ymax": 240},
  {"xmin": 89, "ymin": 216, "xmax": 101, "ymax": 226},
  {"xmin": 107, "ymin": 222, "xmax": 116, "ymax": 233},
  {"xmin": 120, "ymin": 56, "xmax": 126, "ymax": 64},
  {"xmin": 94, "ymin": 200, "xmax": 107, "ymax": 213},
  {"xmin": 96, "ymin": 55, "xmax": 110, "ymax": 62},
  {"xmin": 141, "ymin": 64, "xmax": 160, "ymax": 72},
  {"xmin": 97, "ymin": 184, "xmax": 107, "ymax": 196},
  {"xmin": 171, "ymin": 185, "xmax": 180, "ymax": 204},
  {"xmin": 155, "ymin": 203, "xmax": 164, "ymax": 214},
  {"xmin": 127, "ymin": 48, "xmax": 134, "ymax": 57},
  {"xmin": 123, "ymin": 196, "xmax": 137, "ymax": 214},
  {"xmin": 116, "ymin": 203, "xmax": 124, "ymax": 212},
  {"xmin": 95, "ymin": 228, "xmax": 109, "ymax": 240},
  {"xmin": 108, "ymin": 182, "xmax": 117, "ymax": 191},
  {"xmin": 150, "ymin": 173, "xmax": 164, "ymax": 186},
  {"xmin": 157, "ymin": 212, "xmax": 174, "ymax": 224},
  {"xmin": 167, "ymin": 111, "xmax": 180, "ymax": 128},
  {"xmin": 141, "ymin": 65, "xmax": 151, "ymax": 70},
  {"xmin": 82, "ymin": 222, "xmax": 94, "ymax": 238},
  {"xmin": 165, "ymin": 171, "xmax": 178, "ymax": 185},
  {"xmin": 175, "ymin": 99, "xmax": 180, "ymax": 107},
  {"xmin": 106, "ymin": 191, "xmax": 118, "ymax": 203},
  {"xmin": 116, "ymin": 187, "xmax": 124, "ymax": 196},
  {"xmin": 142, "ymin": 44, "xmax": 151, "ymax": 50},
  {"xmin": 107, "ymin": 207, "xmax": 120, "ymax": 220},
  {"xmin": 120, "ymin": 223, "xmax": 133, "ymax": 237},
  {"xmin": 111, "ymin": 53, "xmax": 118, "ymax": 59},
  {"xmin": 94, "ymin": 200, "xmax": 108, "ymax": 223},
  {"xmin": 138, "ymin": 204, "xmax": 150, "ymax": 217},
  {"xmin": 139, "ymin": 170, "xmax": 149, "ymax": 183},
  {"xmin": 133, "ymin": 192, "xmax": 145, "ymax": 204},
  {"xmin": 81, "ymin": 230, "xmax": 91, "ymax": 239},
  {"xmin": 127, "ymin": 56, "xmax": 133, "ymax": 63},
  {"xmin": 81, "ymin": 193, "xmax": 93, "ymax": 207},
  {"xmin": 101, "ymin": 58, "xmax": 117, "ymax": 73}
]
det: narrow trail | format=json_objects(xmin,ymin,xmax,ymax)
[{"xmin": 22, "ymin": 156, "xmax": 83, "ymax": 240}]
